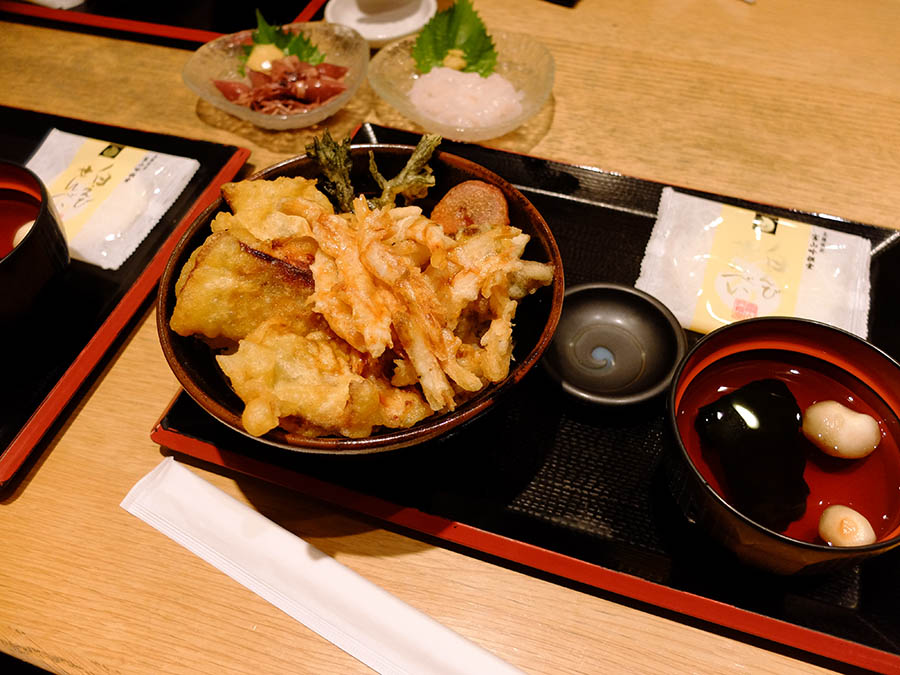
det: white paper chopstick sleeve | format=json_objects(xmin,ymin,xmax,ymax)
[{"xmin": 121, "ymin": 457, "xmax": 523, "ymax": 675}]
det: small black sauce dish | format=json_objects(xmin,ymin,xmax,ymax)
[{"xmin": 543, "ymin": 282, "xmax": 687, "ymax": 406}]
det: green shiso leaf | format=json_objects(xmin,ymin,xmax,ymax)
[
  {"xmin": 251, "ymin": 8, "xmax": 280, "ymax": 45},
  {"xmin": 282, "ymin": 30, "xmax": 326, "ymax": 66},
  {"xmin": 412, "ymin": 0, "xmax": 497, "ymax": 77},
  {"xmin": 238, "ymin": 9, "xmax": 325, "ymax": 75}
]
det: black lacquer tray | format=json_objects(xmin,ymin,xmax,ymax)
[
  {"xmin": 0, "ymin": 105, "xmax": 249, "ymax": 488},
  {"xmin": 152, "ymin": 124, "xmax": 900, "ymax": 674}
]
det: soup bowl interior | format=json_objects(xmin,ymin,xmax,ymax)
[
  {"xmin": 0, "ymin": 160, "xmax": 69, "ymax": 321},
  {"xmin": 666, "ymin": 317, "xmax": 900, "ymax": 574}
]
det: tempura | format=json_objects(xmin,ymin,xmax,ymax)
[{"xmin": 170, "ymin": 174, "xmax": 554, "ymax": 438}]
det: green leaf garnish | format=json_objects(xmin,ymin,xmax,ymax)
[
  {"xmin": 368, "ymin": 134, "xmax": 441, "ymax": 209},
  {"xmin": 251, "ymin": 8, "xmax": 281, "ymax": 45},
  {"xmin": 412, "ymin": 0, "xmax": 497, "ymax": 77},
  {"xmin": 305, "ymin": 131, "xmax": 355, "ymax": 214},
  {"xmin": 305, "ymin": 132, "xmax": 443, "ymax": 213},
  {"xmin": 282, "ymin": 31, "xmax": 325, "ymax": 65},
  {"xmin": 238, "ymin": 9, "xmax": 326, "ymax": 74}
]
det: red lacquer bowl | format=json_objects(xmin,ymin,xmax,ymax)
[
  {"xmin": 666, "ymin": 317, "xmax": 900, "ymax": 575},
  {"xmin": 0, "ymin": 160, "xmax": 69, "ymax": 322}
]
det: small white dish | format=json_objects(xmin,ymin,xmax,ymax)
[{"xmin": 324, "ymin": 0, "xmax": 437, "ymax": 48}]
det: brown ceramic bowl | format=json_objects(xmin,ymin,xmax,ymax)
[
  {"xmin": 666, "ymin": 317, "xmax": 900, "ymax": 575},
  {"xmin": 157, "ymin": 144, "xmax": 564, "ymax": 454}
]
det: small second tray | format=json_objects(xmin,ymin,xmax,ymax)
[{"xmin": 0, "ymin": 105, "xmax": 249, "ymax": 489}]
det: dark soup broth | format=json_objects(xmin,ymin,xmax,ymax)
[{"xmin": 676, "ymin": 349, "xmax": 900, "ymax": 544}]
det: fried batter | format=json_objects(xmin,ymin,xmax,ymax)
[
  {"xmin": 217, "ymin": 318, "xmax": 431, "ymax": 438},
  {"xmin": 221, "ymin": 175, "xmax": 333, "ymax": 230},
  {"xmin": 169, "ymin": 230, "xmax": 315, "ymax": 341},
  {"xmin": 430, "ymin": 180, "xmax": 509, "ymax": 235},
  {"xmin": 170, "ymin": 174, "xmax": 555, "ymax": 438}
]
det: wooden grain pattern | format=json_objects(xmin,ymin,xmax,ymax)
[{"xmin": 2, "ymin": 1, "xmax": 898, "ymax": 672}]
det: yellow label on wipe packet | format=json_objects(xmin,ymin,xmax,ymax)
[
  {"xmin": 689, "ymin": 204, "xmax": 812, "ymax": 333},
  {"xmin": 46, "ymin": 138, "xmax": 147, "ymax": 239}
]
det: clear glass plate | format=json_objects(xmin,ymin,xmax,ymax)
[
  {"xmin": 368, "ymin": 30, "xmax": 555, "ymax": 142},
  {"xmin": 182, "ymin": 21, "xmax": 369, "ymax": 131}
]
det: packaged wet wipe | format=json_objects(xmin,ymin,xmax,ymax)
[
  {"xmin": 26, "ymin": 129, "xmax": 200, "ymax": 270},
  {"xmin": 635, "ymin": 187, "xmax": 871, "ymax": 338}
]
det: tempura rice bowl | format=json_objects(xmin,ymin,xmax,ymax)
[{"xmin": 157, "ymin": 144, "xmax": 564, "ymax": 453}]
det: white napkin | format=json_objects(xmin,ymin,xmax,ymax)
[{"xmin": 121, "ymin": 457, "xmax": 523, "ymax": 675}]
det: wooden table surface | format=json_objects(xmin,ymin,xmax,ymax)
[{"xmin": 1, "ymin": 1, "xmax": 899, "ymax": 673}]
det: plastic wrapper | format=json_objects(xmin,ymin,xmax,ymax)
[
  {"xmin": 26, "ymin": 129, "xmax": 200, "ymax": 270},
  {"xmin": 635, "ymin": 187, "xmax": 871, "ymax": 338}
]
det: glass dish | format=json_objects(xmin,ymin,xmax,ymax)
[
  {"xmin": 182, "ymin": 21, "xmax": 369, "ymax": 131},
  {"xmin": 368, "ymin": 31, "xmax": 554, "ymax": 142}
]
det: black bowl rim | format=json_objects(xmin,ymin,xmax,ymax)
[
  {"xmin": 544, "ymin": 282, "xmax": 687, "ymax": 406},
  {"xmin": 666, "ymin": 315, "xmax": 900, "ymax": 553},
  {"xmin": 157, "ymin": 143, "xmax": 565, "ymax": 454}
]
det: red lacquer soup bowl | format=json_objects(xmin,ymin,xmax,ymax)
[{"xmin": 665, "ymin": 317, "xmax": 900, "ymax": 575}]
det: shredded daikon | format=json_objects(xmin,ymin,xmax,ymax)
[{"xmin": 409, "ymin": 67, "xmax": 523, "ymax": 129}]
